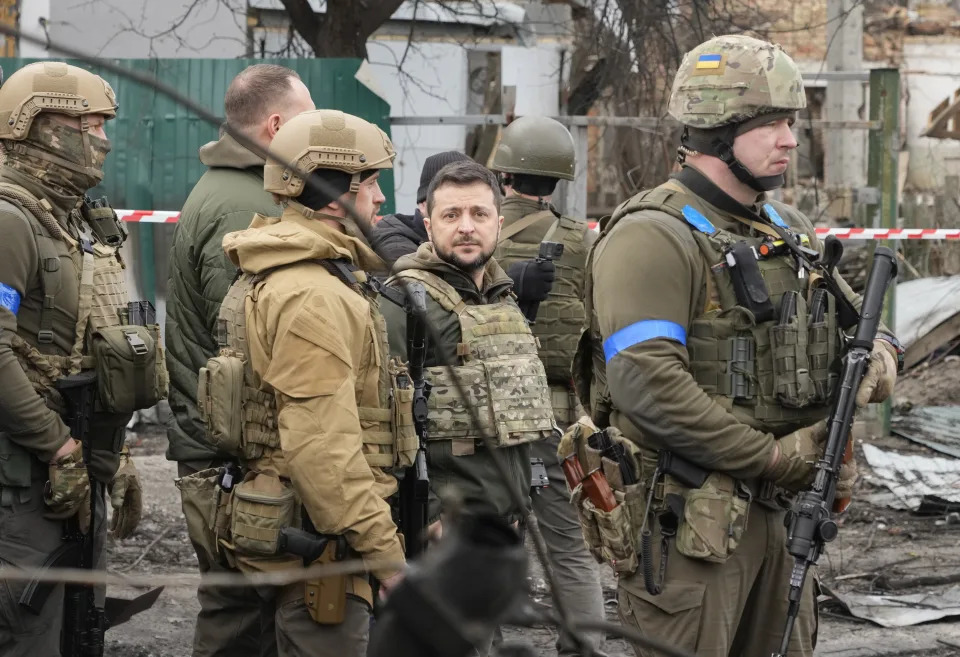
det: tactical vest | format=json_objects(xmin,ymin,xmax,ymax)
[
  {"xmin": 211, "ymin": 261, "xmax": 417, "ymax": 470},
  {"xmin": 496, "ymin": 209, "xmax": 590, "ymax": 384},
  {"xmin": 388, "ymin": 269, "xmax": 555, "ymax": 451},
  {"xmin": 576, "ymin": 184, "xmax": 841, "ymax": 437},
  {"xmin": 0, "ymin": 183, "xmax": 166, "ymax": 487}
]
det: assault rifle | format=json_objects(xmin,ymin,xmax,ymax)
[
  {"xmin": 398, "ymin": 282, "xmax": 432, "ymax": 558},
  {"xmin": 774, "ymin": 241, "xmax": 898, "ymax": 657},
  {"xmin": 55, "ymin": 371, "xmax": 107, "ymax": 657}
]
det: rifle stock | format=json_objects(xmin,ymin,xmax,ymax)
[{"xmin": 774, "ymin": 244, "xmax": 897, "ymax": 657}]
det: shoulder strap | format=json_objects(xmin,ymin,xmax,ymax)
[
  {"xmin": 498, "ymin": 209, "xmax": 557, "ymax": 244},
  {"xmin": 388, "ymin": 269, "xmax": 466, "ymax": 315},
  {"xmin": 0, "ymin": 185, "xmax": 66, "ymax": 348}
]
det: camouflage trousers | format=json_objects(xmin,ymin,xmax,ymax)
[
  {"xmin": 178, "ymin": 461, "xmax": 278, "ymax": 657},
  {"xmin": 616, "ymin": 503, "xmax": 817, "ymax": 657},
  {"xmin": 0, "ymin": 477, "xmax": 107, "ymax": 656}
]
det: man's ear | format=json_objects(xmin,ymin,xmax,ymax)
[
  {"xmin": 498, "ymin": 214, "xmax": 505, "ymax": 229},
  {"xmin": 266, "ymin": 113, "xmax": 283, "ymax": 139},
  {"xmin": 423, "ymin": 214, "xmax": 433, "ymax": 242}
]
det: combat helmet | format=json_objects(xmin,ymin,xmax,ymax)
[
  {"xmin": 263, "ymin": 109, "xmax": 395, "ymax": 199},
  {"xmin": 492, "ymin": 116, "xmax": 575, "ymax": 181},
  {"xmin": 668, "ymin": 34, "xmax": 806, "ymax": 191},
  {"xmin": 0, "ymin": 61, "xmax": 117, "ymax": 140}
]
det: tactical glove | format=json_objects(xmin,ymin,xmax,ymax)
[
  {"xmin": 762, "ymin": 420, "xmax": 828, "ymax": 492},
  {"xmin": 507, "ymin": 259, "xmax": 556, "ymax": 303},
  {"xmin": 109, "ymin": 446, "xmax": 142, "ymax": 539},
  {"xmin": 44, "ymin": 440, "xmax": 91, "ymax": 533},
  {"xmin": 835, "ymin": 456, "xmax": 857, "ymax": 504},
  {"xmin": 855, "ymin": 339, "xmax": 898, "ymax": 408}
]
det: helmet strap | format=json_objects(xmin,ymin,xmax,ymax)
[{"xmin": 681, "ymin": 125, "xmax": 784, "ymax": 192}]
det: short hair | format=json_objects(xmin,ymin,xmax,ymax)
[
  {"xmin": 224, "ymin": 64, "xmax": 301, "ymax": 131},
  {"xmin": 426, "ymin": 161, "xmax": 502, "ymax": 216}
]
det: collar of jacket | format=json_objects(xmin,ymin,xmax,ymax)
[
  {"xmin": 199, "ymin": 130, "xmax": 265, "ymax": 172},
  {"xmin": 394, "ymin": 242, "xmax": 514, "ymax": 303},
  {"xmin": 500, "ymin": 194, "xmax": 556, "ymax": 221},
  {"xmin": 673, "ymin": 165, "xmax": 771, "ymax": 229},
  {"xmin": 0, "ymin": 165, "xmax": 82, "ymax": 221}
]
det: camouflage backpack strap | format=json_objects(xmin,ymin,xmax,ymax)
[
  {"xmin": 387, "ymin": 269, "xmax": 467, "ymax": 316},
  {"xmin": 0, "ymin": 183, "xmax": 66, "ymax": 350}
]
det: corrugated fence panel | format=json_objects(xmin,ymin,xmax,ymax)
[{"xmin": 0, "ymin": 57, "xmax": 395, "ymax": 214}]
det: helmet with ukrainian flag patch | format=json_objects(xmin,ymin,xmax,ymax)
[{"xmin": 668, "ymin": 34, "xmax": 806, "ymax": 129}]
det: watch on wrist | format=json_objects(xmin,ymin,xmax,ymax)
[{"xmin": 876, "ymin": 333, "xmax": 905, "ymax": 373}]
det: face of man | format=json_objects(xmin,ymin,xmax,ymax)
[
  {"xmin": 49, "ymin": 113, "xmax": 108, "ymax": 140},
  {"xmin": 732, "ymin": 117, "xmax": 798, "ymax": 181},
  {"xmin": 425, "ymin": 181, "xmax": 503, "ymax": 273},
  {"xmin": 347, "ymin": 171, "xmax": 386, "ymax": 233}
]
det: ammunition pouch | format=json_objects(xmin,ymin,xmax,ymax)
[
  {"xmin": 197, "ymin": 355, "xmax": 245, "ymax": 458},
  {"xmin": 770, "ymin": 292, "xmax": 814, "ymax": 408},
  {"xmin": 672, "ymin": 472, "xmax": 751, "ymax": 563},
  {"xmin": 227, "ymin": 472, "xmax": 299, "ymax": 557},
  {"xmin": 389, "ymin": 360, "xmax": 418, "ymax": 469},
  {"xmin": 91, "ymin": 324, "xmax": 166, "ymax": 413},
  {"xmin": 175, "ymin": 467, "xmax": 233, "ymax": 568}
]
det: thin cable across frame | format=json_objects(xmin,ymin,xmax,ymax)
[{"xmin": 0, "ymin": 24, "xmax": 691, "ymax": 657}]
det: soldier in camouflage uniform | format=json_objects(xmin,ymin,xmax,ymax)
[
  {"xmin": 380, "ymin": 160, "xmax": 554, "ymax": 530},
  {"xmin": 574, "ymin": 36, "xmax": 901, "ymax": 657},
  {"xmin": 0, "ymin": 62, "xmax": 160, "ymax": 653},
  {"xmin": 491, "ymin": 116, "xmax": 608, "ymax": 657}
]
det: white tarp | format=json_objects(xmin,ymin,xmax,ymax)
[
  {"xmin": 824, "ymin": 584, "xmax": 960, "ymax": 627},
  {"xmin": 861, "ymin": 444, "xmax": 960, "ymax": 510},
  {"xmin": 895, "ymin": 276, "xmax": 960, "ymax": 349}
]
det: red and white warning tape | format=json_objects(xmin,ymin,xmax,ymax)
[{"xmin": 117, "ymin": 211, "xmax": 960, "ymax": 240}]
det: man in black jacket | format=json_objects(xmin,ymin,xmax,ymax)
[{"xmin": 370, "ymin": 150, "xmax": 471, "ymax": 264}]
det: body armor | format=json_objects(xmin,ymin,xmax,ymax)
[
  {"xmin": 388, "ymin": 269, "xmax": 555, "ymax": 450},
  {"xmin": 577, "ymin": 183, "xmax": 841, "ymax": 439}
]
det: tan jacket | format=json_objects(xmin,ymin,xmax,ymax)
[{"xmin": 223, "ymin": 208, "xmax": 404, "ymax": 579}]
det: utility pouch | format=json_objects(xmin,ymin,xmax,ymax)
[
  {"xmin": 675, "ymin": 472, "xmax": 750, "ymax": 563},
  {"xmin": 770, "ymin": 291, "xmax": 814, "ymax": 408},
  {"xmin": 571, "ymin": 484, "xmax": 604, "ymax": 564},
  {"xmin": 197, "ymin": 355, "xmax": 246, "ymax": 458},
  {"xmin": 807, "ymin": 287, "xmax": 838, "ymax": 404},
  {"xmin": 390, "ymin": 360, "xmax": 418, "ymax": 469},
  {"xmin": 91, "ymin": 324, "xmax": 164, "ymax": 413},
  {"xmin": 0, "ymin": 433, "xmax": 32, "ymax": 489},
  {"xmin": 81, "ymin": 196, "xmax": 127, "ymax": 248},
  {"xmin": 304, "ymin": 541, "xmax": 347, "ymax": 625},
  {"xmin": 725, "ymin": 241, "xmax": 775, "ymax": 324},
  {"xmin": 230, "ymin": 473, "xmax": 298, "ymax": 557},
  {"xmin": 175, "ymin": 467, "xmax": 225, "ymax": 566}
]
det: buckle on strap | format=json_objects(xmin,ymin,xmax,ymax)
[
  {"xmin": 37, "ymin": 329, "xmax": 54, "ymax": 344},
  {"xmin": 124, "ymin": 330, "xmax": 149, "ymax": 357}
]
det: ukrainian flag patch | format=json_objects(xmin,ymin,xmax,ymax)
[{"xmin": 696, "ymin": 54, "xmax": 722, "ymax": 69}]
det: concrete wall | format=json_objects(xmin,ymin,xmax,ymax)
[{"xmin": 903, "ymin": 39, "xmax": 960, "ymax": 191}]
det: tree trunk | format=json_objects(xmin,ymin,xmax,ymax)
[{"xmin": 279, "ymin": 0, "xmax": 406, "ymax": 58}]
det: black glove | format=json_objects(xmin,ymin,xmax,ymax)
[{"xmin": 507, "ymin": 259, "xmax": 555, "ymax": 303}]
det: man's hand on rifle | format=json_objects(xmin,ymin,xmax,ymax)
[
  {"xmin": 43, "ymin": 438, "xmax": 91, "ymax": 533},
  {"xmin": 507, "ymin": 259, "xmax": 555, "ymax": 303},
  {"xmin": 109, "ymin": 445, "xmax": 142, "ymax": 539},
  {"xmin": 762, "ymin": 420, "xmax": 828, "ymax": 492},
  {"xmin": 855, "ymin": 339, "xmax": 898, "ymax": 408}
]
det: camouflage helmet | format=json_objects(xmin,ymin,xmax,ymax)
[
  {"xmin": 0, "ymin": 61, "xmax": 117, "ymax": 140},
  {"xmin": 263, "ymin": 109, "xmax": 395, "ymax": 198},
  {"xmin": 492, "ymin": 116, "xmax": 575, "ymax": 181},
  {"xmin": 668, "ymin": 34, "xmax": 806, "ymax": 129}
]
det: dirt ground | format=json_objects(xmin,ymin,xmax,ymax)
[
  {"xmin": 895, "ymin": 356, "xmax": 960, "ymax": 408},
  {"xmin": 103, "ymin": 424, "xmax": 960, "ymax": 657}
]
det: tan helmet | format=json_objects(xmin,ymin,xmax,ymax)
[
  {"xmin": 0, "ymin": 61, "xmax": 117, "ymax": 140},
  {"xmin": 492, "ymin": 116, "xmax": 575, "ymax": 181},
  {"xmin": 263, "ymin": 109, "xmax": 395, "ymax": 198},
  {"xmin": 668, "ymin": 34, "xmax": 806, "ymax": 129}
]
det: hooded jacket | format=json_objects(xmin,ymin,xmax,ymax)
[
  {"xmin": 221, "ymin": 208, "xmax": 404, "ymax": 579},
  {"xmin": 165, "ymin": 133, "xmax": 281, "ymax": 464},
  {"xmin": 380, "ymin": 244, "xmax": 534, "ymax": 522}
]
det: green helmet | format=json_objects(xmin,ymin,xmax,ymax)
[
  {"xmin": 492, "ymin": 116, "xmax": 575, "ymax": 181},
  {"xmin": 668, "ymin": 34, "xmax": 806, "ymax": 129}
]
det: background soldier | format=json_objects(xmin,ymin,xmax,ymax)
[
  {"xmin": 165, "ymin": 63, "xmax": 314, "ymax": 657},
  {"xmin": 213, "ymin": 109, "xmax": 406, "ymax": 656},
  {"xmin": 575, "ymin": 35, "xmax": 901, "ymax": 657},
  {"xmin": 490, "ymin": 116, "xmax": 608, "ymax": 657},
  {"xmin": 0, "ymin": 62, "xmax": 157, "ymax": 652}
]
